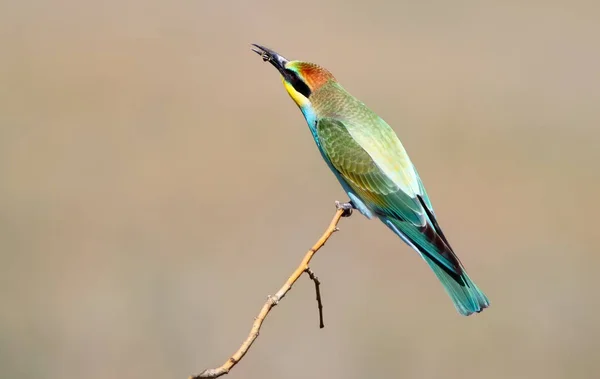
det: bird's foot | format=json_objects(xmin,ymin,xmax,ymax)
[{"xmin": 335, "ymin": 200, "xmax": 355, "ymax": 217}]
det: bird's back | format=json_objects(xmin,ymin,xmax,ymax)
[{"xmin": 311, "ymin": 81, "xmax": 422, "ymax": 200}]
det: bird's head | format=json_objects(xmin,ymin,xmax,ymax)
[{"xmin": 251, "ymin": 44, "xmax": 335, "ymax": 110}]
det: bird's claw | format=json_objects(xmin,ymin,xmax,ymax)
[{"xmin": 335, "ymin": 200, "xmax": 354, "ymax": 217}]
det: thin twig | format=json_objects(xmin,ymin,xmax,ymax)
[
  {"xmin": 190, "ymin": 206, "xmax": 350, "ymax": 379},
  {"xmin": 305, "ymin": 267, "xmax": 325, "ymax": 328}
]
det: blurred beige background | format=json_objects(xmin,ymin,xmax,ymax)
[{"xmin": 1, "ymin": 1, "xmax": 599, "ymax": 378}]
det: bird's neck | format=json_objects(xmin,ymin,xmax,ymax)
[{"xmin": 299, "ymin": 103, "xmax": 319, "ymax": 140}]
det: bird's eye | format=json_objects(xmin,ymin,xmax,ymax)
[{"xmin": 286, "ymin": 70, "xmax": 312, "ymax": 98}]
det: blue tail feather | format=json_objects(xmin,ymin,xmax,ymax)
[
  {"xmin": 420, "ymin": 254, "xmax": 489, "ymax": 316},
  {"xmin": 384, "ymin": 217, "xmax": 489, "ymax": 316}
]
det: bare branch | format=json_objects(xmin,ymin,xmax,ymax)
[
  {"xmin": 305, "ymin": 267, "xmax": 325, "ymax": 328},
  {"xmin": 190, "ymin": 206, "xmax": 351, "ymax": 379}
]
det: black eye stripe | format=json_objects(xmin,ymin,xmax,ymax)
[{"xmin": 286, "ymin": 69, "xmax": 312, "ymax": 98}]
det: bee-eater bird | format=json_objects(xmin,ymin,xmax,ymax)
[{"xmin": 251, "ymin": 44, "xmax": 489, "ymax": 316}]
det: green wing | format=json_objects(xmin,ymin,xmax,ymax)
[
  {"xmin": 316, "ymin": 117, "xmax": 426, "ymax": 226},
  {"xmin": 316, "ymin": 117, "xmax": 462, "ymax": 276}
]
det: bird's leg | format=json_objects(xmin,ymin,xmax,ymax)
[{"xmin": 335, "ymin": 200, "xmax": 355, "ymax": 217}]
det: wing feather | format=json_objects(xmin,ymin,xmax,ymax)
[
  {"xmin": 317, "ymin": 117, "xmax": 425, "ymax": 225},
  {"xmin": 316, "ymin": 117, "xmax": 463, "ymax": 275}
]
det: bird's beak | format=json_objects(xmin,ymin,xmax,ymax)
[{"xmin": 251, "ymin": 43, "xmax": 289, "ymax": 77}]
